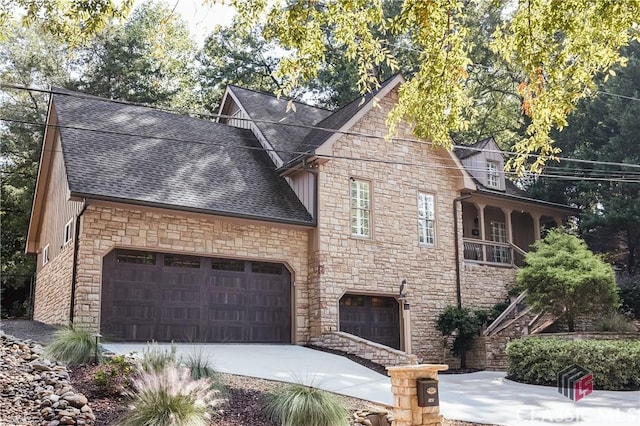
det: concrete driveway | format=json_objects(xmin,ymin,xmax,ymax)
[
  {"xmin": 104, "ymin": 343, "xmax": 640, "ymax": 426},
  {"xmin": 103, "ymin": 343, "xmax": 393, "ymax": 406}
]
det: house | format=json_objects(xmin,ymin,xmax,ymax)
[{"xmin": 26, "ymin": 75, "xmax": 575, "ymax": 364}]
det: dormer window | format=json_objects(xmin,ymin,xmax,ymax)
[{"xmin": 487, "ymin": 161, "xmax": 500, "ymax": 188}]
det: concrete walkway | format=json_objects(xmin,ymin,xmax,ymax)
[{"xmin": 104, "ymin": 343, "xmax": 640, "ymax": 426}]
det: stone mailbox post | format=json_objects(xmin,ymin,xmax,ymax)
[{"xmin": 386, "ymin": 364, "xmax": 448, "ymax": 426}]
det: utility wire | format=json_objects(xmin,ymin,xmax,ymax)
[{"xmin": 2, "ymin": 83, "xmax": 640, "ymax": 174}]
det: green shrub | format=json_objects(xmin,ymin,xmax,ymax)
[
  {"xmin": 119, "ymin": 364, "xmax": 223, "ymax": 426},
  {"xmin": 264, "ymin": 383, "xmax": 349, "ymax": 426},
  {"xmin": 436, "ymin": 306, "xmax": 483, "ymax": 368},
  {"xmin": 182, "ymin": 350, "xmax": 225, "ymax": 394},
  {"xmin": 595, "ymin": 312, "xmax": 637, "ymax": 332},
  {"xmin": 43, "ymin": 324, "xmax": 101, "ymax": 366},
  {"xmin": 140, "ymin": 342, "xmax": 177, "ymax": 373},
  {"xmin": 506, "ymin": 337, "xmax": 640, "ymax": 390},
  {"xmin": 618, "ymin": 273, "xmax": 640, "ymax": 319},
  {"xmin": 94, "ymin": 355, "xmax": 135, "ymax": 396}
]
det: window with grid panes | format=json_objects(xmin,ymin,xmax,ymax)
[
  {"xmin": 350, "ymin": 179, "xmax": 370, "ymax": 237},
  {"xmin": 418, "ymin": 192, "xmax": 436, "ymax": 245}
]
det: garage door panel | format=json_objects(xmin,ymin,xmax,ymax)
[
  {"xmin": 339, "ymin": 294, "xmax": 400, "ymax": 349},
  {"xmin": 101, "ymin": 250, "xmax": 292, "ymax": 343}
]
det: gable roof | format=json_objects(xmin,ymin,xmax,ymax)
[
  {"xmin": 46, "ymin": 88, "xmax": 314, "ymax": 225},
  {"xmin": 453, "ymin": 137, "xmax": 494, "ymax": 160},
  {"xmin": 225, "ymin": 86, "xmax": 332, "ymax": 164}
]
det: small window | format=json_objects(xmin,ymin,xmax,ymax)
[
  {"xmin": 487, "ymin": 161, "xmax": 500, "ymax": 188},
  {"xmin": 164, "ymin": 254, "xmax": 200, "ymax": 268},
  {"xmin": 350, "ymin": 179, "xmax": 370, "ymax": 237},
  {"xmin": 116, "ymin": 250, "xmax": 156, "ymax": 265},
  {"xmin": 211, "ymin": 259, "xmax": 245, "ymax": 272},
  {"xmin": 340, "ymin": 295, "xmax": 365, "ymax": 307},
  {"xmin": 251, "ymin": 262, "xmax": 283, "ymax": 275},
  {"xmin": 42, "ymin": 245, "xmax": 50, "ymax": 266},
  {"xmin": 63, "ymin": 219, "xmax": 73, "ymax": 245},
  {"xmin": 418, "ymin": 192, "xmax": 436, "ymax": 245}
]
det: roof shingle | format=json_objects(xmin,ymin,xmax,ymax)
[{"xmin": 52, "ymin": 88, "xmax": 314, "ymax": 225}]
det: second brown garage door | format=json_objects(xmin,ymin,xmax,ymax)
[
  {"xmin": 339, "ymin": 294, "xmax": 400, "ymax": 349},
  {"xmin": 100, "ymin": 249, "xmax": 291, "ymax": 343}
]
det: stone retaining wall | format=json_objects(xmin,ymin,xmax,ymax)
[
  {"xmin": 527, "ymin": 332, "xmax": 640, "ymax": 341},
  {"xmin": 309, "ymin": 331, "xmax": 418, "ymax": 367}
]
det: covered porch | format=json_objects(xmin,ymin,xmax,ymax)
[{"xmin": 461, "ymin": 194, "xmax": 575, "ymax": 267}]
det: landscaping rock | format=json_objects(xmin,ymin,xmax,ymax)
[{"xmin": 0, "ymin": 332, "xmax": 96, "ymax": 425}]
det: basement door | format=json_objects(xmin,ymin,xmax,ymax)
[
  {"xmin": 339, "ymin": 294, "xmax": 400, "ymax": 349},
  {"xmin": 100, "ymin": 249, "xmax": 291, "ymax": 343}
]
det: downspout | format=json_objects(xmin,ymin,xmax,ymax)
[
  {"xmin": 69, "ymin": 199, "xmax": 88, "ymax": 323},
  {"xmin": 453, "ymin": 194, "xmax": 472, "ymax": 308}
]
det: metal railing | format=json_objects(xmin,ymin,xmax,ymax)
[{"xmin": 463, "ymin": 238, "xmax": 518, "ymax": 266}]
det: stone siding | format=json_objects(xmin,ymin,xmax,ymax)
[
  {"xmin": 311, "ymin": 88, "xmax": 509, "ymax": 362},
  {"xmin": 72, "ymin": 205, "xmax": 311, "ymax": 343},
  {"xmin": 461, "ymin": 262, "xmax": 513, "ymax": 309},
  {"xmin": 309, "ymin": 331, "xmax": 418, "ymax": 367},
  {"xmin": 33, "ymin": 242, "xmax": 74, "ymax": 325}
]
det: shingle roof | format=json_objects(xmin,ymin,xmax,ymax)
[
  {"xmin": 230, "ymin": 75, "xmax": 401, "ymax": 167},
  {"xmin": 295, "ymin": 76, "xmax": 401, "ymax": 162},
  {"xmin": 453, "ymin": 137, "xmax": 493, "ymax": 160},
  {"xmin": 52, "ymin": 88, "xmax": 314, "ymax": 225},
  {"xmin": 227, "ymin": 86, "xmax": 332, "ymax": 163}
]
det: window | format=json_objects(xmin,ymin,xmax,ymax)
[
  {"xmin": 251, "ymin": 262, "xmax": 283, "ymax": 275},
  {"xmin": 211, "ymin": 259, "xmax": 245, "ymax": 272},
  {"xmin": 42, "ymin": 245, "xmax": 50, "ymax": 266},
  {"xmin": 63, "ymin": 219, "xmax": 73, "ymax": 245},
  {"xmin": 490, "ymin": 221, "xmax": 509, "ymax": 263},
  {"xmin": 164, "ymin": 254, "xmax": 200, "ymax": 268},
  {"xmin": 487, "ymin": 161, "xmax": 500, "ymax": 188},
  {"xmin": 418, "ymin": 192, "xmax": 436, "ymax": 245},
  {"xmin": 116, "ymin": 250, "xmax": 156, "ymax": 265},
  {"xmin": 350, "ymin": 179, "xmax": 370, "ymax": 237}
]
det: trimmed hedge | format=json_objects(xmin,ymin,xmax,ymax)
[{"xmin": 506, "ymin": 337, "xmax": 640, "ymax": 390}]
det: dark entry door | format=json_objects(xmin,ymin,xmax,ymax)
[
  {"xmin": 101, "ymin": 249, "xmax": 291, "ymax": 343},
  {"xmin": 339, "ymin": 294, "xmax": 400, "ymax": 349}
]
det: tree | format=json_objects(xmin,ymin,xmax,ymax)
[
  {"xmin": 77, "ymin": 1, "xmax": 198, "ymax": 109},
  {"xmin": 222, "ymin": 0, "xmax": 640, "ymax": 174},
  {"xmin": 435, "ymin": 306, "xmax": 483, "ymax": 369},
  {"xmin": 1, "ymin": 21, "xmax": 73, "ymax": 283},
  {"xmin": 527, "ymin": 41, "xmax": 640, "ymax": 275},
  {"xmin": 1, "ymin": 0, "xmax": 132, "ymax": 44},
  {"xmin": 516, "ymin": 230, "xmax": 618, "ymax": 331}
]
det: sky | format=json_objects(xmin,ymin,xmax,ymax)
[{"xmin": 133, "ymin": 0, "xmax": 236, "ymax": 45}]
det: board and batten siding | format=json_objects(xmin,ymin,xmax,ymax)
[
  {"xmin": 35, "ymin": 132, "xmax": 84, "ymax": 272},
  {"xmin": 460, "ymin": 148, "xmax": 505, "ymax": 190},
  {"xmin": 287, "ymin": 170, "xmax": 316, "ymax": 218}
]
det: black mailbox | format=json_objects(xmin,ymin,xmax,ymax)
[{"xmin": 416, "ymin": 378, "xmax": 439, "ymax": 407}]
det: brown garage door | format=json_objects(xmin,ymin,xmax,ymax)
[
  {"xmin": 100, "ymin": 249, "xmax": 291, "ymax": 343},
  {"xmin": 339, "ymin": 294, "xmax": 400, "ymax": 349}
]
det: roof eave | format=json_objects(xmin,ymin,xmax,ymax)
[
  {"xmin": 71, "ymin": 192, "xmax": 317, "ymax": 228},
  {"xmin": 25, "ymin": 96, "xmax": 57, "ymax": 254},
  {"xmin": 474, "ymin": 187, "xmax": 579, "ymax": 214}
]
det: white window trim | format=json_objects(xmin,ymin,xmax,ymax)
[
  {"xmin": 42, "ymin": 245, "xmax": 50, "ymax": 266},
  {"xmin": 418, "ymin": 192, "xmax": 436, "ymax": 246},
  {"xmin": 63, "ymin": 219, "xmax": 73, "ymax": 245},
  {"xmin": 487, "ymin": 161, "xmax": 500, "ymax": 189},
  {"xmin": 350, "ymin": 178, "xmax": 371, "ymax": 238}
]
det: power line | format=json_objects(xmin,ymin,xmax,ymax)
[
  {"xmin": 2, "ymin": 83, "xmax": 640, "ymax": 174},
  {"xmin": 2, "ymin": 115, "xmax": 640, "ymax": 184}
]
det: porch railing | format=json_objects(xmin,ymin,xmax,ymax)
[{"xmin": 463, "ymin": 238, "xmax": 525, "ymax": 266}]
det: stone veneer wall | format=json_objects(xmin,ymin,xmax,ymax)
[
  {"xmin": 309, "ymin": 331, "xmax": 418, "ymax": 367},
  {"xmin": 461, "ymin": 262, "xmax": 514, "ymax": 308},
  {"xmin": 33, "ymin": 242, "xmax": 75, "ymax": 324},
  {"xmin": 72, "ymin": 205, "xmax": 311, "ymax": 343},
  {"xmin": 527, "ymin": 332, "xmax": 640, "ymax": 341},
  {"xmin": 310, "ymin": 87, "xmax": 484, "ymax": 362}
]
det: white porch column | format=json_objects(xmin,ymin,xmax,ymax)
[
  {"xmin": 531, "ymin": 213, "xmax": 542, "ymax": 241},
  {"xmin": 502, "ymin": 208, "xmax": 513, "ymax": 244},
  {"xmin": 475, "ymin": 203, "xmax": 486, "ymax": 261}
]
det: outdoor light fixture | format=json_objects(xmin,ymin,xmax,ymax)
[{"xmin": 92, "ymin": 333, "xmax": 102, "ymax": 364}]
